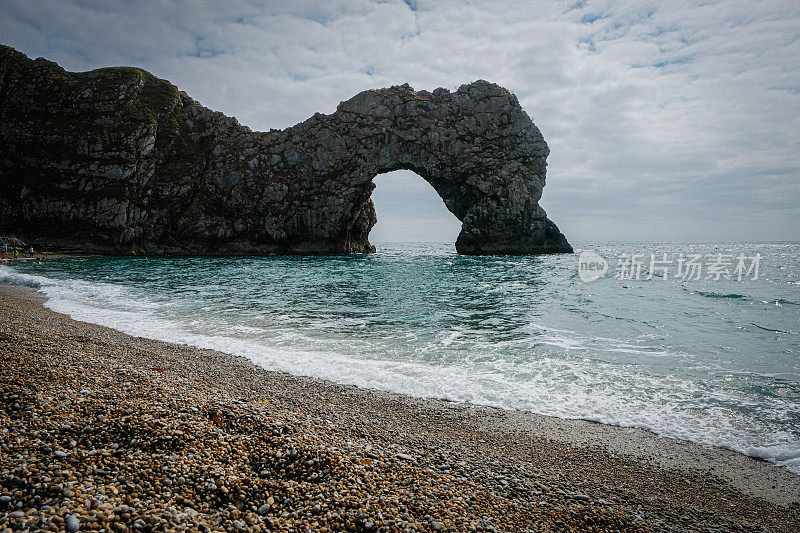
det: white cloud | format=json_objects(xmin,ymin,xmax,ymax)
[{"xmin": 1, "ymin": 0, "xmax": 798, "ymax": 242}]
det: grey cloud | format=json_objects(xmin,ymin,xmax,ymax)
[{"xmin": 1, "ymin": 0, "xmax": 797, "ymax": 242}]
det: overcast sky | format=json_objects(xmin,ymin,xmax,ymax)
[{"xmin": 2, "ymin": 0, "xmax": 798, "ymax": 242}]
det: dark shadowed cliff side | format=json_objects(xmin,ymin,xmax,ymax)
[{"xmin": 0, "ymin": 45, "xmax": 571, "ymax": 255}]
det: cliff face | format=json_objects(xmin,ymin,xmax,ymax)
[{"xmin": 0, "ymin": 45, "xmax": 571, "ymax": 255}]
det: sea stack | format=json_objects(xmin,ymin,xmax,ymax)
[{"xmin": 0, "ymin": 45, "xmax": 571, "ymax": 255}]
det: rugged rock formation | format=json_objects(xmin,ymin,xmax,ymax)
[{"xmin": 0, "ymin": 45, "xmax": 571, "ymax": 255}]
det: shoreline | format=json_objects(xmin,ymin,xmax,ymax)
[{"xmin": 2, "ymin": 282, "xmax": 799, "ymax": 531}]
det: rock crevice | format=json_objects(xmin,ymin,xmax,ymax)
[{"xmin": 0, "ymin": 45, "xmax": 571, "ymax": 255}]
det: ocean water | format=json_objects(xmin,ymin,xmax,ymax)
[{"xmin": 2, "ymin": 242, "xmax": 799, "ymax": 473}]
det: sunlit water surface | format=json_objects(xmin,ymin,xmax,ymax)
[{"xmin": 3, "ymin": 242, "xmax": 799, "ymax": 473}]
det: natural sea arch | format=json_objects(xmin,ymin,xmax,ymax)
[
  {"xmin": 0, "ymin": 46, "xmax": 572, "ymax": 255},
  {"xmin": 310, "ymin": 81, "xmax": 572, "ymax": 255}
]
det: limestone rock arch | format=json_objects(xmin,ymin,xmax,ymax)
[
  {"xmin": 291, "ymin": 81, "xmax": 572, "ymax": 254},
  {"xmin": 0, "ymin": 46, "xmax": 571, "ymax": 255}
]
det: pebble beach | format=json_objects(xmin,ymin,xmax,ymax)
[{"xmin": 2, "ymin": 283, "xmax": 799, "ymax": 532}]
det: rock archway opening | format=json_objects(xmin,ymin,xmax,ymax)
[{"xmin": 369, "ymin": 170, "xmax": 462, "ymax": 247}]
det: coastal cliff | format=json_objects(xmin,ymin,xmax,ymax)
[{"xmin": 0, "ymin": 45, "xmax": 571, "ymax": 255}]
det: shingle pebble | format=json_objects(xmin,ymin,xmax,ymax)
[{"xmin": 1, "ymin": 284, "xmax": 797, "ymax": 532}]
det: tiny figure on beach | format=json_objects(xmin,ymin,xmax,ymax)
[{"xmin": 29, "ymin": 246, "xmax": 34, "ymax": 257}]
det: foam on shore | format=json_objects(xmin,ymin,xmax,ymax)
[{"xmin": 2, "ymin": 263, "xmax": 799, "ymax": 476}]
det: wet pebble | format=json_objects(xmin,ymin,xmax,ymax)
[{"xmin": 65, "ymin": 513, "xmax": 80, "ymax": 532}]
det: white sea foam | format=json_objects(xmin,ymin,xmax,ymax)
[{"xmin": 1, "ymin": 264, "xmax": 799, "ymax": 474}]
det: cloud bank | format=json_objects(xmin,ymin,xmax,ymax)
[{"xmin": 2, "ymin": 0, "xmax": 798, "ymax": 242}]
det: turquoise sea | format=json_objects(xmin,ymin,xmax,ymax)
[{"xmin": 2, "ymin": 242, "xmax": 799, "ymax": 473}]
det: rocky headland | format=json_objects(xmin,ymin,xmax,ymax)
[{"xmin": 0, "ymin": 45, "xmax": 571, "ymax": 255}]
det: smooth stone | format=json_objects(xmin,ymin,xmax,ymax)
[{"xmin": 65, "ymin": 514, "xmax": 80, "ymax": 532}]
